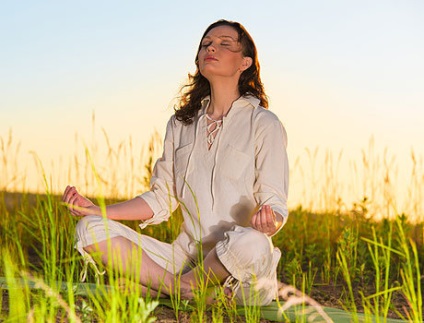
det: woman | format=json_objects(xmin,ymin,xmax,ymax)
[{"xmin": 63, "ymin": 19, "xmax": 289, "ymax": 306}]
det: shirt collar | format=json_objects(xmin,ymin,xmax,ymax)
[{"xmin": 199, "ymin": 94, "xmax": 261, "ymax": 117}]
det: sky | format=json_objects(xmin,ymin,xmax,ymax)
[{"xmin": 1, "ymin": 1, "xmax": 423, "ymax": 211}]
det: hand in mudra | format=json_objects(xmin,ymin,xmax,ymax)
[
  {"xmin": 251, "ymin": 205, "xmax": 282, "ymax": 236},
  {"xmin": 62, "ymin": 185, "xmax": 95, "ymax": 217}
]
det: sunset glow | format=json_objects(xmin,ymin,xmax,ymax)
[{"xmin": 1, "ymin": 1, "xmax": 423, "ymax": 217}]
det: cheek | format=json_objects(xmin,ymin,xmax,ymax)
[
  {"xmin": 228, "ymin": 57, "xmax": 243, "ymax": 70},
  {"xmin": 197, "ymin": 59, "xmax": 207, "ymax": 75},
  {"xmin": 197, "ymin": 48, "xmax": 206, "ymax": 58}
]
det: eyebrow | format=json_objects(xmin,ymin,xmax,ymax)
[{"xmin": 202, "ymin": 35, "xmax": 238, "ymax": 41}]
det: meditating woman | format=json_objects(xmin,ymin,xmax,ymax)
[{"xmin": 62, "ymin": 19, "xmax": 289, "ymax": 305}]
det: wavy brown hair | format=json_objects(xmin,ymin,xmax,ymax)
[{"xmin": 174, "ymin": 19, "xmax": 268, "ymax": 125}]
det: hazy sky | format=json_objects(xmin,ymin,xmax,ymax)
[{"xmin": 1, "ymin": 1, "xmax": 423, "ymax": 207}]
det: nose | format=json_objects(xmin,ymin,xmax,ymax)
[{"xmin": 206, "ymin": 44, "xmax": 215, "ymax": 53}]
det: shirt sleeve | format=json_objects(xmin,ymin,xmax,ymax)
[
  {"xmin": 138, "ymin": 117, "xmax": 179, "ymax": 228},
  {"xmin": 253, "ymin": 112, "xmax": 289, "ymax": 235}
]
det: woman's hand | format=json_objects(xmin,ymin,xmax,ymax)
[
  {"xmin": 251, "ymin": 205, "xmax": 283, "ymax": 236},
  {"xmin": 62, "ymin": 185, "xmax": 97, "ymax": 217}
]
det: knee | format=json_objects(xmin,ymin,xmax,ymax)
[
  {"xmin": 226, "ymin": 226, "xmax": 273, "ymax": 256},
  {"xmin": 75, "ymin": 215, "xmax": 103, "ymax": 239},
  {"xmin": 216, "ymin": 226, "xmax": 274, "ymax": 280}
]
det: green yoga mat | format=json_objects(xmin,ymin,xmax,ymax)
[
  {"xmin": 0, "ymin": 278, "xmax": 406, "ymax": 322},
  {"xmin": 157, "ymin": 299, "xmax": 407, "ymax": 322}
]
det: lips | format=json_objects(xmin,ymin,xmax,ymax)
[{"xmin": 204, "ymin": 55, "xmax": 218, "ymax": 62}]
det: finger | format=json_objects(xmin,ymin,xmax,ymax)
[
  {"xmin": 69, "ymin": 192, "xmax": 80, "ymax": 209},
  {"xmin": 259, "ymin": 210, "xmax": 267, "ymax": 231},
  {"xmin": 69, "ymin": 201, "xmax": 81, "ymax": 216},
  {"xmin": 64, "ymin": 193, "xmax": 74, "ymax": 208},
  {"xmin": 71, "ymin": 209, "xmax": 81, "ymax": 217},
  {"xmin": 65, "ymin": 196, "xmax": 76, "ymax": 214},
  {"xmin": 262, "ymin": 206, "xmax": 276, "ymax": 234},
  {"xmin": 252, "ymin": 212, "xmax": 261, "ymax": 232},
  {"xmin": 62, "ymin": 185, "xmax": 72, "ymax": 202},
  {"xmin": 259, "ymin": 208, "xmax": 269, "ymax": 233},
  {"xmin": 266, "ymin": 205, "xmax": 276, "ymax": 228},
  {"xmin": 261, "ymin": 207, "xmax": 272, "ymax": 233},
  {"xmin": 73, "ymin": 207, "xmax": 82, "ymax": 216},
  {"xmin": 269, "ymin": 206, "xmax": 278, "ymax": 231},
  {"xmin": 64, "ymin": 186, "xmax": 76, "ymax": 205},
  {"xmin": 259, "ymin": 208, "xmax": 269, "ymax": 232}
]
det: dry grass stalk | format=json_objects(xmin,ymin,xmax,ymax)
[{"xmin": 278, "ymin": 282, "xmax": 333, "ymax": 323}]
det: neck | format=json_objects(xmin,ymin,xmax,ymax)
[{"xmin": 207, "ymin": 81, "xmax": 240, "ymax": 118}]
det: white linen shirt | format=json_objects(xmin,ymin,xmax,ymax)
[{"xmin": 139, "ymin": 94, "xmax": 289, "ymax": 258}]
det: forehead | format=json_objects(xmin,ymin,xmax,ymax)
[{"xmin": 203, "ymin": 25, "xmax": 238, "ymax": 40}]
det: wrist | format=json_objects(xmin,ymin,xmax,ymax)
[{"xmin": 87, "ymin": 205, "xmax": 102, "ymax": 216}]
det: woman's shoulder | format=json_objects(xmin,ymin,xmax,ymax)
[
  {"xmin": 240, "ymin": 94, "xmax": 280, "ymax": 121},
  {"xmin": 247, "ymin": 97, "xmax": 287, "ymax": 139},
  {"xmin": 253, "ymin": 104, "xmax": 281, "ymax": 125},
  {"xmin": 166, "ymin": 114, "xmax": 188, "ymax": 129},
  {"xmin": 165, "ymin": 114, "xmax": 197, "ymax": 141}
]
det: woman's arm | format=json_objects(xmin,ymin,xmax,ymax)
[
  {"xmin": 62, "ymin": 185, "xmax": 154, "ymax": 221},
  {"xmin": 253, "ymin": 110, "xmax": 289, "ymax": 235}
]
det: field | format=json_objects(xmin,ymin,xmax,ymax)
[{"xmin": 1, "ymin": 130, "xmax": 423, "ymax": 322}]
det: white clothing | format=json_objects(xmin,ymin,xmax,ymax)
[
  {"xmin": 139, "ymin": 94, "xmax": 289, "ymax": 258},
  {"xmin": 75, "ymin": 216, "xmax": 281, "ymax": 305},
  {"xmin": 75, "ymin": 94, "xmax": 289, "ymax": 305}
]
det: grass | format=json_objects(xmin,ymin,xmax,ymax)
[{"xmin": 1, "ymin": 127, "xmax": 423, "ymax": 322}]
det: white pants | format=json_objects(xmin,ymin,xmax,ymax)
[{"xmin": 75, "ymin": 215, "xmax": 281, "ymax": 305}]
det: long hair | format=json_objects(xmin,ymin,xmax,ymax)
[{"xmin": 174, "ymin": 19, "xmax": 268, "ymax": 125}]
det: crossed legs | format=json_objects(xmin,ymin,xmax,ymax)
[
  {"xmin": 83, "ymin": 236, "xmax": 231, "ymax": 300},
  {"xmin": 76, "ymin": 217, "xmax": 278, "ymax": 305}
]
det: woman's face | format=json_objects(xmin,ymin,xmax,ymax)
[{"xmin": 197, "ymin": 25, "xmax": 251, "ymax": 81}]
